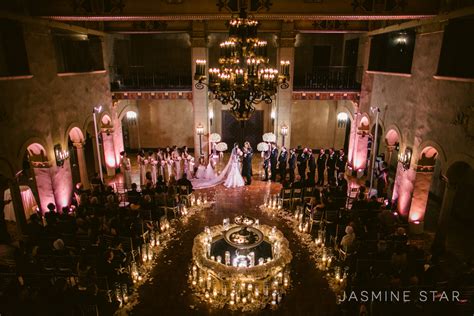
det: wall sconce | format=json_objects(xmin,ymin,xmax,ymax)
[
  {"xmin": 209, "ymin": 108, "xmax": 214, "ymax": 126},
  {"xmin": 54, "ymin": 144, "xmax": 70, "ymax": 167},
  {"xmin": 271, "ymin": 109, "xmax": 276, "ymax": 126},
  {"xmin": 398, "ymin": 147, "xmax": 412, "ymax": 171},
  {"xmin": 280, "ymin": 124, "xmax": 288, "ymax": 147}
]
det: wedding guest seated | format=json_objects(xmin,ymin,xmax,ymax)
[
  {"xmin": 155, "ymin": 175, "xmax": 167, "ymax": 193},
  {"xmin": 340, "ymin": 225, "xmax": 356, "ymax": 253},
  {"xmin": 336, "ymin": 173, "xmax": 348, "ymax": 195},
  {"xmin": 374, "ymin": 240, "xmax": 391, "ymax": 260},
  {"xmin": 391, "ymin": 227, "xmax": 408, "ymax": 250},
  {"xmin": 142, "ymin": 182, "xmax": 154, "ymax": 196},
  {"xmin": 177, "ymin": 173, "xmax": 193, "ymax": 191},
  {"xmin": 127, "ymin": 183, "xmax": 141, "ymax": 204},
  {"xmin": 351, "ymin": 193, "xmax": 368, "ymax": 210}
]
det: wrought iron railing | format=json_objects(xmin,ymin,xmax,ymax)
[
  {"xmin": 110, "ymin": 66, "xmax": 192, "ymax": 91},
  {"xmin": 293, "ymin": 66, "xmax": 362, "ymax": 91}
]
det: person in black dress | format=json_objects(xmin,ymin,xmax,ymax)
[
  {"xmin": 278, "ymin": 146, "xmax": 288, "ymax": 182},
  {"xmin": 327, "ymin": 148, "xmax": 337, "ymax": 184},
  {"xmin": 308, "ymin": 149, "xmax": 316, "ymax": 184},
  {"xmin": 288, "ymin": 148, "xmax": 297, "ymax": 183},
  {"xmin": 316, "ymin": 149, "xmax": 327, "ymax": 185},
  {"xmin": 270, "ymin": 143, "xmax": 279, "ymax": 182},
  {"xmin": 297, "ymin": 147, "xmax": 308, "ymax": 183},
  {"xmin": 242, "ymin": 141, "xmax": 253, "ymax": 185}
]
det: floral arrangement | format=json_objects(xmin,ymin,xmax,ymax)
[
  {"xmin": 262, "ymin": 133, "xmax": 276, "ymax": 143},
  {"xmin": 257, "ymin": 142, "xmax": 269, "ymax": 152},
  {"xmin": 210, "ymin": 133, "xmax": 222, "ymax": 143},
  {"xmin": 215, "ymin": 142, "xmax": 228, "ymax": 152}
]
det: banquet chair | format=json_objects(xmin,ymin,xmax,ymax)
[
  {"xmin": 165, "ymin": 196, "xmax": 179, "ymax": 218},
  {"xmin": 178, "ymin": 185, "xmax": 193, "ymax": 206},
  {"xmin": 303, "ymin": 186, "xmax": 315, "ymax": 203},
  {"xmin": 290, "ymin": 188, "xmax": 303, "ymax": 209},
  {"xmin": 280, "ymin": 188, "xmax": 292, "ymax": 209}
]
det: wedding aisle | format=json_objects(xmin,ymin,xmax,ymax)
[{"xmin": 130, "ymin": 181, "xmax": 338, "ymax": 315}]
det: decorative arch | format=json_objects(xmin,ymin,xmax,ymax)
[
  {"xmin": 445, "ymin": 153, "xmax": 474, "ymax": 177},
  {"xmin": 337, "ymin": 101, "xmax": 355, "ymax": 121},
  {"xmin": 417, "ymin": 140, "xmax": 447, "ymax": 170},
  {"xmin": 358, "ymin": 113, "xmax": 370, "ymax": 128},
  {"xmin": 65, "ymin": 123, "xmax": 85, "ymax": 144},
  {"xmin": 100, "ymin": 113, "xmax": 112, "ymax": 125},
  {"xmin": 83, "ymin": 115, "xmax": 94, "ymax": 136},
  {"xmin": 118, "ymin": 103, "xmax": 139, "ymax": 121},
  {"xmin": 385, "ymin": 124, "xmax": 403, "ymax": 146},
  {"xmin": 17, "ymin": 137, "xmax": 49, "ymax": 166}
]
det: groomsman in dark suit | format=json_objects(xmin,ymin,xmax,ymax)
[
  {"xmin": 297, "ymin": 147, "xmax": 308, "ymax": 183},
  {"xmin": 278, "ymin": 146, "xmax": 288, "ymax": 182},
  {"xmin": 242, "ymin": 141, "xmax": 253, "ymax": 185},
  {"xmin": 288, "ymin": 148, "xmax": 297, "ymax": 183},
  {"xmin": 262, "ymin": 143, "xmax": 271, "ymax": 181},
  {"xmin": 336, "ymin": 149, "xmax": 347, "ymax": 176},
  {"xmin": 327, "ymin": 148, "xmax": 337, "ymax": 184},
  {"xmin": 316, "ymin": 148, "xmax": 327, "ymax": 185},
  {"xmin": 270, "ymin": 143, "xmax": 279, "ymax": 182},
  {"xmin": 308, "ymin": 149, "xmax": 316, "ymax": 184}
]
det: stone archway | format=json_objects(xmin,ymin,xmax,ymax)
[
  {"xmin": 434, "ymin": 161, "xmax": 474, "ymax": 260},
  {"xmin": 68, "ymin": 127, "xmax": 90, "ymax": 189}
]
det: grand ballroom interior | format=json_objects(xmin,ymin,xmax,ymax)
[{"xmin": 0, "ymin": 0, "xmax": 473, "ymax": 315}]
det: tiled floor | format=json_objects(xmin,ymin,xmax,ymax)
[{"xmin": 130, "ymin": 180, "xmax": 339, "ymax": 316}]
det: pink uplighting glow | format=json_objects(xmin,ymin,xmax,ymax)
[{"xmin": 102, "ymin": 134, "xmax": 118, "ymax": 168}]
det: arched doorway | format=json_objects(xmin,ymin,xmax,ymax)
[
  {"xmin": 384, "ymin": 128, "xmax": 400, "ymax": 202},
  {"xmin": 68, "ymin": 127, "xmax": 89, "ymax": 189},
  {"xmin": 444, "ymin": 161, "xmax": 474, "ymax": 260},
  {"xmin": 335, "ymin": 112, "xmax": 352, "ymax": 154},
  {"xmin": 409, "ymin": 146, "xmax": 444, "ymax": 231},
  {"xmin": 122, "ymin": 110, "xmax": 140, "ymax": 151}
]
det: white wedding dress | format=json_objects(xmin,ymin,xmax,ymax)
[
  {"xmin": 191, "ymin": 147, "xmax": 245, "ymax": 189},
  {"xmin": 223, "ymin": 148, "xmax": 245, "ymax": 188}
]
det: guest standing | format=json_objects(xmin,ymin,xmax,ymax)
[
  {"xmin": 297, "ymin": 147, "xmax": 308, "ymax": 183},
  {"xmin": 278, "ymin": 146, "xmax": 288, "ymax": 182},
  {"xmin": 327, "ymin": 148, "xmax": 337, "ymax": 185},
  {"xmin": 308, "ymin": 149, "xmax": 316, "ymax": 184},
  {"xmin": 288, "ymin": 148, "xmax": 297, "ymax": 183},
  {"xmin": 336, "ymin": 149, "xmax": 347, "ymax": 175},
  {"xmin": 120, "ymin": 151, "xmax": 132, "ymax": 190},
  {"xmin": 137, "ymin": 150, "xmax": 147, "ymax": 187},
  {"xmin": 316, "ymin": 149, "xmax": 327, "ymax": 186}
]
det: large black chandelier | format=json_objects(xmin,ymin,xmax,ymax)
[{"xmin": 194, "ymin": 5, "xmax": 290, "ymax": 121}]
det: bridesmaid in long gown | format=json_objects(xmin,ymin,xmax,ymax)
[
  {"xmin": 149, "ymin": 151, "xmax": 158, "ymax": 184},
  {"xmin": 120, "ymin": 151, "xmax": 132, "ymax": 190},
  {"xmin": 137, "ymin": 150, "xmax": 147, "ymax": 187}
]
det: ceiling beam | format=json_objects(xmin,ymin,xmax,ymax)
[
  {"xmin": 0, "ymin": 10, "xmax": 106, "ymax": 36},
  {"xmin": 40, "ymin": 13, "xmax": 435, "ymax": 22},
  {"xmin": 367, "ymin": 6, "xmax": 474, "ymax": 36}
]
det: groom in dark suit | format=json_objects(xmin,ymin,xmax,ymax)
[
  {"xmin": 242, "ymin": 142, "xmax": 253, "ymax": 185},
  {"xmin": 270, "ymin": 143, "xmax": 279, "ymax": 182}
]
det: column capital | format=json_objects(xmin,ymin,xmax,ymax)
[
  {"xmin": 278, "ymin": 21, "xmax": 296, "ymax": 47},
  {"xmin": 190, "ymin": 21, "xmax": 207, "ymax": 47},
  {"xmin": 73, "ymin": 142, "xmax": 84, "ymax": 149}
]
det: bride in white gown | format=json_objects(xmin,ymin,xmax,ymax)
[
  {"xmin": 191, "ymin": 143, "xmax": 245, "ymax": 189},
  {"xmin": 223, "ymin": 144, "xmax": 245, "ymax": 188}
]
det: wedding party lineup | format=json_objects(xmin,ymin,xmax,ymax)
[{"xmin": 0, "ymin": 1, "xmax": 473, "ymax": 316}]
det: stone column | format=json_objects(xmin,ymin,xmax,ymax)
[
  {"xmin": 101, "ymin": 130, "xmax": 117, "ymax": 176},
  {"xmin": 191, "ymin": 22, "xmax": 209, "ymax": 159},
  {"xmin": 8, "ymin": 179, "xmax": 27, "ymax": 238},
  {"xmin": 276, "ymin": 22, "xmax": 295, "ymax": 149},
  {"xmin": 431, "ymin": 180, "xmax": 455, "ymax": 256},
  {"xmin": 111, "ymin": 102, "xmax": 125, "ymax": 165},
  {"xmin": 73, "ymin": 142, "xmax": 90, "ymax": 189}
]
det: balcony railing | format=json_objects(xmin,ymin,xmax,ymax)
[
  {"xmin": 110, "ymin": 66, "xmax": 192, "ymax": 91},
  {"xmin": 293, "ymin": 66, "xmax": 362, "ymax": 91}
]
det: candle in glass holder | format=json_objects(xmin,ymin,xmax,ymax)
[
  {"xmin": 272, "ymin": 290, "xmax": 277, "ymax": 304},
  {"xmin": 225, "ymin": 251, "xmax": 231, "ymax": 265},
  {"xmin": 258, "ymin": 257, "xmax": 264, "ymax": 265},
  {"xmin": 216, "ymin": 255, "xmax": 222, "ymax": 264}
]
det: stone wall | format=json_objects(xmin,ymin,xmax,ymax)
[
  {"xmin": 0, "ymin": 22, "xmax": 112, "ymax": 210},
  {"xmin": 290, "ymin": 100, "xmax": 353, "ymax": 149},
  {"xmin": 362, "ymin": 28, "xmax": 474, "ymax": 218}
]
